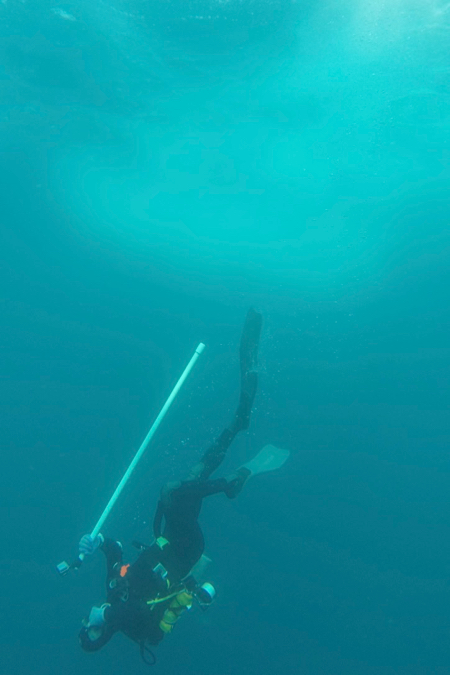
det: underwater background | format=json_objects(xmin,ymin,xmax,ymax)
[{"xmin": 1, "ymin": 1, "xmax": 450, "ymax": 673}]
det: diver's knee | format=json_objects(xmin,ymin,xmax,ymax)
[
  {"xmin": 160, "ymin": 481, "xmax": 182, "ymax": 507},
  {"xmin": 186, "ymin": 462, "xmax": 205, "ymax": 481}
]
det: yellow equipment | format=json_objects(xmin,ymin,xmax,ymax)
[{"xmin": 159, "ymin": 590, "xmax": 193, "ymax": 634}]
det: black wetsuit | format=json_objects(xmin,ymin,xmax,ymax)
[{"xmin": 79, "ymin": 308, "xmax": 262, "ymax": 655}]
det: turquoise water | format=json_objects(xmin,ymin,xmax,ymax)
[{"xmin": 1, "ymin": 1, "xmax": 450, "ymax": 674}]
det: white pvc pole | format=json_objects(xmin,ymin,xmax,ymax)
[{"xmin": 78, "ymin": 342, "xmax": 205, "ymax": 563}]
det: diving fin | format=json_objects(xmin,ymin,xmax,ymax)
[
  {"xmin": 240, "ymin": 444, "xmax": 290, "ymax": 477},
  {"xmin": 240, "ymin": 307, "xmax": 263, "ymax": 377},
  {"xmin": 232, "ymin": 308, "xmax": 263, "ymax": 433},
  {"xmin": 188, "ymin": 554, "xmax": 212, "ymax": 582}
]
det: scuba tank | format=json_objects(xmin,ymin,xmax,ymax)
[
  {"xmin": 159, "ymin": 590, "xmax": 193, "ymax": 634},
  {"xmin": 158, "ymin": 582, "xmax": 216, "ymax": 634}
]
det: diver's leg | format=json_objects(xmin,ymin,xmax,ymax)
[
  {"xmin": 154, "ymin": 478, "xmax": 237, "ymax": 577},
  {"xmin": 153, "ymin": 476, "xmax": 233, "ymax": 539},
  {"xmin": 153, "ymin": 470, "xmax": 250, "ymax": 542},
  {"xmin": 187, "ymin": 428, "xmax": 234, "ymax": 481},
  {"xmin": 159, "ymin": 477, "xmax": 232, "ymax": 516},
  {"xmin": 188, "ymin": 308, "xmax": 263, "ymax": 481},
  {"xmin": 153, "ymin": 308, "xmax": 263, "ymax": 542}
]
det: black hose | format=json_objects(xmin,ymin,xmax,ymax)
[{"xmin": 140, "ymin": 641, "xmax": 157, "ymax": 666}]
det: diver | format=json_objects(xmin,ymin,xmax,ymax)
[{"xmin": 78, "ymin": 308, "xmax": 289, "ymax": 663}]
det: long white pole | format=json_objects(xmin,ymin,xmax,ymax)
[{"xmin": 69, "ymin": 342, "xmax": 205, "ymax": 569}]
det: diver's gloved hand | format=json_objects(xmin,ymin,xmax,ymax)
[
  {"xmin": 79, "ymin": 533, "xmax": 104, "ymax": 556},
  {"xmin": 88, "ymin": 603, "xmax": 111, "ymax": 628}
]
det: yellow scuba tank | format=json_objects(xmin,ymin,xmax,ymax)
[{"xmin": 159, "ymin": 591, "xmax": 193, "ymax": 634}]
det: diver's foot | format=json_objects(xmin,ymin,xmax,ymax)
[{"xmin": 224, "ymin": 467, "xmax": 251, "ymax": 499}]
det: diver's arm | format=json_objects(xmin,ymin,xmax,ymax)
[
  {"xmin": 100, "ymin": 537, "xmax": 123, "ymax": 578},
  {"xmin": 79, "ymin": 622, "xmax": 115, "ymax": 652}
]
